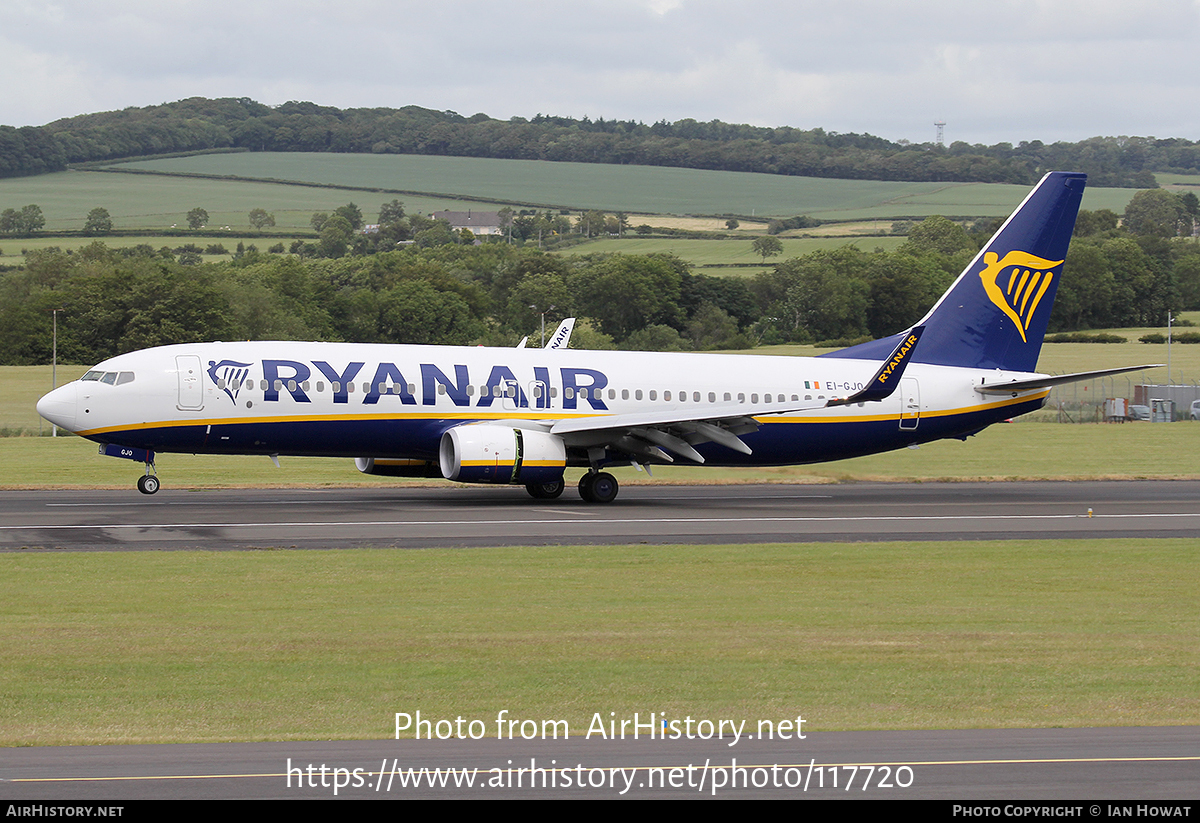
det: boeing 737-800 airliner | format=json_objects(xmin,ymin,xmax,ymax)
[{"xmin": 36, "ymin": 172, "xmax": 1154, "ymax": 503}]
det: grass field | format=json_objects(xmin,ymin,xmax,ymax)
[
  {"xmin": 89, "ymin": 153, "xmax": 1142, "ymax": 221},
  {"xmin": 0, "ymin": 169, "xmax": 500, "ymax": 233},
  {"xmin": 3, "ymin": 405, "xmax": 1199, "ymax": 491},
  {"xmin": 2, "ymin": 538, "xmax": 1196, "ymax": 745},
  {"xmin": 0, "ymin": 154, "xmax": 1176, "ymax": 239}
]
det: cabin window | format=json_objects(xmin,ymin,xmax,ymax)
[
  {"xmin": 550, "ymin": 387, "xmax": 558, "ymax": 398},
  {"xmin": 437, "ymin": 384, "xmax": 446, "ymax": 395},
  {"xmin": 723, "ymin": 392, "xmax": 731, "ymax": 402},
  {"xmin": 751, "ymin": 393, "xmax": 759, "ymax": 403},
  {"xmin": 301, "ymin": 381, "xmax": 310, "ymax": 392},
  {"xmin": 708, "ymin": 392, "xmax": 716, "ymax": 403},
  {"xmin": 649, "ymin": 390, "xmax": 657, "ymax": 401},
  {"xmin": 275, "ymin": 380, "xmax": 284, "ymax": 391},
  {"xmin": 564, "ymin": 387, "xmax": 574, "ymax": 399},
  {"xmin": 621, "ymin": 389, "xmax": 629, "ymax": 400},
  {"xmin": 635, "ymin": 389, "xmax": 643, "ymax": 400},
  {"xmin": 346, "ymin": 382, "xmax": 354, "ymax": 393},
  {"xmin": 316, "ymin": 381, "xmax": 324, "ymax": 392},
  {"xmin": 287, "ymin": 380, "xmax": 297, "ymax": 392},
  {"xmin": 663, "ymin": 391, "xmax": 671, "ymax": 401},
  {"xmin": 466, "ymin": 385, "xmax": 475, "ymax": 397},
  {"xmin": 579, "ymin": 388, "xmax": 588, "ymax": 400},
  {"xmin": 408, "ymin": 383, "xmax": 417, "ymax": 395},
  {"xmin": 608, "ymin": 389, "xmax": 616, "ymax": 400},
  {"xmin": 738, "ymin": 393, "xmax": 745, "ymax": 403},
  {"xmin": 694, "ymin": 392, "xmax": 701, "ymax": 402}
]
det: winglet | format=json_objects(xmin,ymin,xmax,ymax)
[{"xmin": 826, "ymin": 325, "xmax": 924, "ymax": 407}]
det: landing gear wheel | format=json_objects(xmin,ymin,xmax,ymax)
[
  {"xmin": 526, "ymin": 477, "xmax": 565, "ymax": 499},
  {"xmin": 588, "ymin": 472, "xmax": 618, "ymax": 503},
  {"xmin": 137, "ymin": 474, "xmax": 160, "ymax": 495},
  {"xmin": 578, "ymin": 473, "xmax": 596, "ymax": 502}
]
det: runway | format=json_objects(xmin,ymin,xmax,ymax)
[
  {"xmin": 2, "ymin": 727, "xmax": 1197, "ymax": 800},
  {"xmin": 2, "ymin": 480, "xmax": 1200, "ymax": 551}
]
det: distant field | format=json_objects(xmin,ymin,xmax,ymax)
[
  {"xmin": 1155, "ymin": 172, "xmax": 1200, "ymax": 190},
  {"xmin": 94, "ymin": 153, "xmax": 1142, "ymax": 222},
  {"xmin": 0, "ymin": 169, "xmax": 499, "ymax": 232},
  {"xmin": 0, "ymin": 154, "xmax": 1149, "ymax": 236}
]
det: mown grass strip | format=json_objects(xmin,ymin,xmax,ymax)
[{"xmin": 2, "ymin": 539, "xmax": 1197, "ymax": 745}]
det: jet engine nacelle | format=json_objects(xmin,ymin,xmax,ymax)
[
  {"xmin": 439, "ymin": 425, "xmax": 566, "ymax": 485},
  {"xmin": 355, "ymin": 458, "xmax": 441, "ymax": 478}
]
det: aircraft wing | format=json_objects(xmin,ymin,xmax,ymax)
[
  {"xmin": 549, "ymin": 400, "xmax": 818, "ymax": 463},
  {"xmin": 549, "ymin": 327, "xmax": 924, "ymax": 464},
  {"xmin": 975, "ymin": 364, "xmax": 1163, "ymax": 394}
]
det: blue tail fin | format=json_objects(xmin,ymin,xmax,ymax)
[{"xmin": 824, "ymin": 171, "xmax": 1086, "ymax": 372}]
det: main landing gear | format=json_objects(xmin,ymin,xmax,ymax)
[
  {"xmin": 523, "ymin": 472, "xmax": 620, "ymax": 503},
  {"xmin": 525, "ymin": 478, "xmax": 565, "ymax": 499},
  {"xmin": 577, "ymin": 471, "xmax": 618, "ymax": 504}
]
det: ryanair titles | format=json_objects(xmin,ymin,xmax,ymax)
[
  {"xmin": 876, "ymin": 333, "xmax": 920, "ymax": 385},
  {"xmin": 209, "ymin": 358, "xmax": 611, "ymax": 411}
]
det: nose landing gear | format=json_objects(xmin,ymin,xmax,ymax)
[{"xmin": 137, "ymin": 464, "xmax": 160, "ymax": 495}]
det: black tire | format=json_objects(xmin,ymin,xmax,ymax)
[
  {"xmin": 577, "ymin": 473, "xmax": 596, "ymax": 502},
  {"xmin": 526, "ymin": 478, "xmax": 565, "ymax": 499},
  {"xmin": 588, "ymin": 472, "xmax": 618, "ymax": 503},
  {"xmin": 137, "ymin": 475, "xmax": 160, "ymax": 495}
]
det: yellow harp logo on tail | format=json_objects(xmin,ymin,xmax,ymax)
[{"xmin": 978, "ymin": 251, "xmax": 1063, "ymax": 343}]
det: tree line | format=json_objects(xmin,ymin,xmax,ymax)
[{"xmin": 4, "ymin": 97, "xmax": 1200, "ymax": 186}]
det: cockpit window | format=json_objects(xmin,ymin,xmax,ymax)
[{"xmin": 84, "ymin": 370, "xmax": 134, "ymax": 385}]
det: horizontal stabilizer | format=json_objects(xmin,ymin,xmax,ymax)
[{"xmin": 975, "ymin": 364, "xmax": 1163, "ymax": 395}]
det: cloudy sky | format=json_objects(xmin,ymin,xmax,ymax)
[{"xmin": 3, "ymin": 0, "xmax": 1199, "ymax": 146}]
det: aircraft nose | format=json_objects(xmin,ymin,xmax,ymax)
[{"xmin": 37, "ymin": 383, "xmax": 78, "ymax": 431}]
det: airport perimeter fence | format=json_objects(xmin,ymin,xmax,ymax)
[{"xmin": 1032, "ymin": 375, "xmax": 1200, "ymax": 423}]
